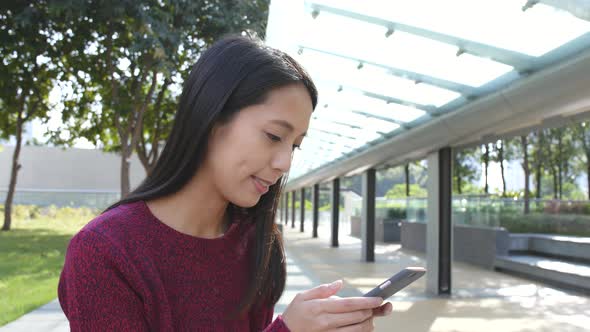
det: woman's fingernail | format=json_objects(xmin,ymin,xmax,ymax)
[{"xmin": 330, "ymin": 280, "xmax": 341, "ymax": 288}]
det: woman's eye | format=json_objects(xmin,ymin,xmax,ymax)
[{"xmin": 266, "ymin": 133, "xmax": 281, "ymax": 142}]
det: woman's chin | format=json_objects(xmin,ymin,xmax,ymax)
[{"xmin": 230, "ymin": 195, "xmax": 261, "ymax": 209}]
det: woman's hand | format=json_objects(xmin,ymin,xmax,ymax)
[{"xmin": 281, "ymin": 280, "xmax": 393, "ymax": 331}]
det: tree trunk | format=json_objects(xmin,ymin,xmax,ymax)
[
  {"xmin": 483, "ymin": 144, "xmax": 489, "ymax": 194},
  {"xmin": 2, "ymin": 111, "xmax": 24, "ymax": 231},
  {"xmin": 405, "ymin": 163, "xmax": 410, "ymax": 197},
  {"xmin": 552, "ymin": 166, "xmax": 558, "ymax": 199},
  {"xmin": 120, "ymin": 150, "xmax": 131, "ymax": 199},
  {"xmin": 578, "ymin": 123, "xmax": 590, "ymax": 200},
  {"xmin": 557, "ymin": 130, "xmax": 563, "ymax": 199},
  {"xmin": 454, "ymin": 152, "xmax": 463, "ymax": 195},
  {"xmin": 457, "ymin": 171, "xmax": 463, "ymax": 195},
  {"xmin": 137, "ymin": 78, "xmax": 170, "ymax": 175},
  {"xmin": 521, "ymin": 135, "xmax": 530, "ymax": 214},
  {"xmin": 535, "ymin": 169, "xmax": 542, "ymax": 199},
  {"xmin": 498, "ymin": 141, "xmax": 506, "ymax": 197},
  {"xmin": 535, "ymin": 131, "xmax": 544, "ymax": 199}
]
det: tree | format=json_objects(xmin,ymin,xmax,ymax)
[
  {"xmin": 546, "ymin": 127, "xmax": 576, "ymax": 199},
  {"xmin": 495, "ymin": 138, "xmax": 519, "ymax": 198},
  {"xmin": 402, "ymin": 161, "xmax": 424, "ymax": 197},
  {"xmin": 404, "ymin": 163, "xmax": 410, "ymax": 196},
  {"xmin": 496, "ymin": 140, "xmax": 506, "ymax": 196},
  {"xmin": 482, "ymin": 143, "xmax": 490, "ymax": 194},
  {"xmin": 50, "ymin": 0, "xmax": 270, "ymax": 197},
  {"xmin": 530, "ymin": 129, "xmax": 548, "ymax": 199},
  {"xmin": 547, "ymin": 128, "xmax": 562, "ymax": 199},
  {"xmin": 385, "ymin": 183, "xmax": 426, "ymax": 199},
  {"xmin": 453, "ymin": 148, "xmax": 478, "ymax": 195},
  {"xmin": 136, "ymin": 77, "xmax": 174, "ymax": 174},
  {"xmin": 574, "ymin": 122, "xmax": 590, "ymax": 199},
  {"xmin": 0, "ymin": 2, "xmax": 61, "ymax": 231},
  {"xmin": 520, "ymin": 135, "xmax": 531, "ymax": 213},
  {"xmin": 135, "ymin": 0, "xmax": 270, "ymax": 175}
]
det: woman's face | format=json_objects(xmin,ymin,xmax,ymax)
[{"xmin": 204, "ymin": 83, "xmax": 313, "ymax": 207}]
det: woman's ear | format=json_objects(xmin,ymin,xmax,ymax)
[{"xmin": 209, "ymin": 122, "xmax": 226, "ymax": 141}]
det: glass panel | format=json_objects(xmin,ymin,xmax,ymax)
[
  {"xmin": 310, "ymin": 0, "xmax": 590, "ymax": 57},
  {"xmin": 301, "ymin": 9, "xmax": 514, "ymax": 87},
  {"xmin": 307, "ymin": 128, "xmax": 365, "ymax": 148},
  {"xmin": 297, "ymin": 50, "xmax": 461, "ymax": 106},
  {"xmin": 313, "ymin": 108, "xmax": 400, "ymax": 134},
  {"xmin": 383, "ymin": 31, "xmax": 514, "ymax": 87},
  {"xmin": 310, "ymin": 121, "xmax": 382, "ymax": 142},
  {"xmin": 320, "ymin": 89, "xmax": 427, "ymax": 123}
]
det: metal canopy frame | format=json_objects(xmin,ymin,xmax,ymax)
[
  {"xmin": 307, "ymin": 3, "xmax": 536, "ymax": 71},
  {"xmin": 265, "ymin": 0, "xmax": 590, "ymax": 182}
]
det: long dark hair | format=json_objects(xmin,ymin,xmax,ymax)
[{"xmin": 105, "ymin": 35, "xmax": 317, "ymax": 315}]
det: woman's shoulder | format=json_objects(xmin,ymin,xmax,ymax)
[{"xmin": 74, "ymin": 201, "xmax": 150, "ymax": 248}]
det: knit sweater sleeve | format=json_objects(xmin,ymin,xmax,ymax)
[
  {"xmin": 262, "ymin": 315, "xmax": 291, "ymax": 332},
  {"xmin": 58, "ymin": 229, "xmax": 149, "ymax": 331}
]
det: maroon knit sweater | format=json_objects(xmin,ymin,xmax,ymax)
[{"xmin": 58, "ymin": 200, "xmax": 289, "ymax": 331}]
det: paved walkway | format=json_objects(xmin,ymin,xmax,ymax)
[
  {"xmin": 279, "ymin": 221, "xmax": 590, "ymax": 332},
  {"xmin": 2, "ymin": 219, "xmax": 589, "ymax": 331},
  {"xmin": 0, "ymin": 299, "xmax": 68, "ymax": 332}
]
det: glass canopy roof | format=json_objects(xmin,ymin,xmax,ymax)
[{"xmin": 266, "ymin": 0, "xmax": 590, "ymax": 180}]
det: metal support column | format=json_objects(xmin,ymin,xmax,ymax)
[
  {"xmin": 426, "ymin": 147, "xmax": 453, "ymax": 295},
  {"xmin": 362, "ymin": 168, "xmax": 376, "ymax": 262},
  {"xmin": 284, "ymin": 194, "xmax": 288, "ymax": 225},
  {"xmin": 331, "ymin": 178, "xmax": 340, "ymax": 247},
  {"xmin": 312, "ymin": 183, "xmax": 319, "ymax": 238},
  {"xmin": 300, "ymin": 188, "xmax": 305, "ymax": 232},
  {"xmin": 291, "ymin": 191, "xmax": 296, "ymax": 229}
]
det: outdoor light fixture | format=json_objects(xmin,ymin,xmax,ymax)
[
  {"xmin": 385, "ymin": 27, "xmax": 394, "ymax": 37},
  {"xmin": 311, "ymin": 9, "xmax": 319, "ymax": 19},
  {"xmin": 521, "ymin": 0, "xmax": 538, "ymax": 12},
  {"xmin": 357, "ymin": 62, "xmax": 364, "ymax": 69}
]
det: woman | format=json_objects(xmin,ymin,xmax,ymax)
[{"xmin": 58, "ymin": 35, "xmax": 392, "ymax": 331}]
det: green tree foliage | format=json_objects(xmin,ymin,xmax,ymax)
[
  {"xmin": 453, "ymin": 147, "xmax": 479, "ymax": 195},
  {"xmin": 385, "ymin": 184, "xmax": 426, "ymax": 199},
  {"xmin": 47, "ymin": 0, "xmax": 270, "ymax": 197},
  {"xmin": 0, "ymin": 2, "xmax": 63, "ymax": 230},
  {"xmin": 573, "ymin": 122, "xmax": 590, "ymax": 200}
]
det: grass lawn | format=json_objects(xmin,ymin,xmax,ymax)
[{"xmin": 0, "ymin": 206, "xmax": 98, "ymax": 327}]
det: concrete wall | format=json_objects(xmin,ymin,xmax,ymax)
[
  {"xmin": 400, "ymin": 221, "xmax": 510, "ymax": 269},
  {"xmin": 510, "ymin": 234, "xmax": 590, "ymax": 262},
  {"xmin": 401, "ymin": 221, "xmax": 426, "ymax": 252},
  {"xmin": 454, "ymin": 224, "xmax": 510, "ymax": 268},
  {"xmin": 0, "ymin": 145, "xmax": 146, "ymax": 192},
  {"xmin": 350, "ymin": 216, "xmax": 401, "ymax": 242}
]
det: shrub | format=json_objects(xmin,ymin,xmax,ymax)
[
  {"xmin": 499, "ymin": 213, "xmax": 590, "ymax": 237},
  {"xmin": 12, "ymin": 205, "xmax": 41, "ymax": 220},
  {"xmin": 386, "ymin": 207, "xmax": 407, "ymax": 220}
]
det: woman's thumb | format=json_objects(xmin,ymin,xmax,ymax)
[{"xmin": 299, "ymin": 280, "xmax": 342, "ymax": 301}]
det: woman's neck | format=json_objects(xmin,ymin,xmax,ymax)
[{"xmin": 145, "ymin": 173, "xmax": 229, "ymax": 239}]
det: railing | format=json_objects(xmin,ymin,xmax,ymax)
[{"xmin": 340, "ymin": 195, "xmax": 590, "ymax": 236}]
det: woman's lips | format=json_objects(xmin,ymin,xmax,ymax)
[{"xmin": 251, "ymin": 176, "xmax": 269, "ymax": 194}]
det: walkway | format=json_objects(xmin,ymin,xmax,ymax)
[
  {"xmin": 278, "ymin": 222, "xmax": 590, "ymax": 331},
  {"xmin": 2, "ymin": 220, "xmax": 589, "ymax": 331}
]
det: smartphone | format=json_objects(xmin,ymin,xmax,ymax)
[{"xmin": 363, "ymin": 267, "xmax": 426, "ymax": 300}]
